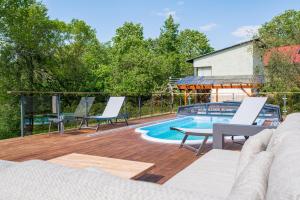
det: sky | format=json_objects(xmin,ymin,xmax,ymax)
[{"xmin": 42, "ymin": 0, "xmax": 300, "ymax": 50}]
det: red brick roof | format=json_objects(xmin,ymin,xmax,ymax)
[{"xmin": 263, "ymin": 45, "xmax": 300, "ymax": 66}]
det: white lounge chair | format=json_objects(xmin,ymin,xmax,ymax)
[
  {"xmin": 48, "ymin": 97, "xmax": 95, "ymax": 134},
  {"xmin": 79, "ymin": 97, "xmax": 128, "ymax": 132},
  {"xmin": 172, "ymin": 97, "xmax": 271, "ymax": 155}
]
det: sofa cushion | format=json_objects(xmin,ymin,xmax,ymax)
[
  {"xmin": 227, "ymin": 151, "xmax": 274, "ymax": 200},
  {"xmin": 165, "ymin": 149, "xmax": 240, "ymax": 199},
  {"xmin": 267, "ymin": 113, "xmax": 300, "ymax": 152},
  {"xmin": 0, "ymin": 160, "xmax": 221, "ymax": 200},
  {"xmin": 266, "ymin": 134, "xmax": 300, "ymax": 200},
  {"xmin": 236, "ymin": 129, "xmax": 273, "ymax": 177},
  {"xmin": 0, "ymin": 160, "xmax": 16, "ymax": 170},
  {"xmin": 275, "ymin": 113, "xmax": 300, "ymax": 132},
  {"xmin": 267, "ymin": 129, "xmax": 299, "ymax": 153}
]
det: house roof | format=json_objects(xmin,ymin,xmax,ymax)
[
  {"xmin": 177, "ymin": 75, "xmax": 264, "ymax": 86},
  {"xmin": 186, "ymin": 39, "xmax": 257, "ymax": 63},
  {"xmin": 263, "ymin": 44, "xmax": 300, "ymax": 66}
]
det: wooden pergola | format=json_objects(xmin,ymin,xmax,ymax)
[{"xmin": 176, "ymin": 75, "xmax": 264, "ymax": 104}]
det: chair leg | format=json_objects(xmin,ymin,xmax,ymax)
[
  {"xmin": 196, "ymin": 136, "xmax": 209, "ymax": 156},
  {"xmin": 180, "ymin": 134, "xmax": 189, "ymax": 148},
  {"xmin": 48, "ymin": 121, "xmax": 52, "ymax": 135},
  {"xmin": 95, "ymin": 123, "xmax": 100, "ymax": 132},
  {"xmin": 78, "ymin": 119, "xmax": 84, "ymax": 130},
  {"xmin": 59, "ymin": 121, "xmax": 64, "ymax": 135}
]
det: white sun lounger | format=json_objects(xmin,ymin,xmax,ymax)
[
  {"xmin": 48, "ymin": 97, "xmax": 95, "ymax": 134},
  {"xmin": 79, "ymin": 97, "xmax": 128, "ymax": 132},
  {"xmin": 172, "ymin": 97, "xmax": 271, "ymax": 155}
]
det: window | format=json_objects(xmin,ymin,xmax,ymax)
[{"xmin": 197, "ymin": 66, "xmax": 212, "ymax": 77}]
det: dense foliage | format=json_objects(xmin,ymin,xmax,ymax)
[
  {"xmin": 257, "ymin": 10, "xmax": 300, "ymax": 92},
  {"xmin": 257, "ymin": 10, "xmax": 300, "ymax": 113},
  {"xmin": 0, "ymin": 0, "xmax": 213, "ymax": 138}
]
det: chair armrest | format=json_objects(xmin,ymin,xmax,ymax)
[{"xmin": 212, "ymin": 123, "xmax": 276, "ymax": 149}]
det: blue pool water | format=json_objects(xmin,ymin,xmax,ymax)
[{"xmin": 136, "ymin": 116, "xmax": 264, "ymax": 144}]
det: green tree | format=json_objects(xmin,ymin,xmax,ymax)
[
  {"xmin": 158, "ymin": 15, "xmax": 179, "ymax": 54},
  {"xmin": 262, "ymin": 53, "xmax": 300, "ymax": 92},
  {"xmin": 257, "ymin": 9, "xmax": 300, "ymax": 92},
  {"xmin": 112, "ymin": 22, "xmax": 144, "ymax": 55},
  {"xmin": 53, "ymin": 19, "xmax": 106, "ymax": 92},
  {"xmin": 258, "ymin": 10, "xmax": 300, "ymax": 48},
  {"xmin": 0, "ymin": 0, "xmax": 66, "ymax": 91},
  {"xmin": 108, "ymin": 22, "xmax": 161, "ymax": 95},
  {"xmin": 178, "ymin": 29, "xmax": 214, "ymax": 58},
  {"xmin": 257, "ymin": 10, "xmax": 300, "ymax": 113}
]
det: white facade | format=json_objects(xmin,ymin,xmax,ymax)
[
  {"xmin": 210, "ymin": 88, "xmax": 252, "ymax": 102},
  {"xmin": 190, "ymin": 41, "xmax": 263, "ymax": 102},
  {"xmin": 193, "ymin": 41, "xmax": 263, "ymax": 77}
]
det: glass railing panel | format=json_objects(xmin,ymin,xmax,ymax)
[{"xmin": 4, "ymin": 91, "xmax": 300, "ymax": 139}]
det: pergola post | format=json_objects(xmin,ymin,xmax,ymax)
[{"xmin": 184, "ymin": 90, "xmax": 188, "ymax": 105}]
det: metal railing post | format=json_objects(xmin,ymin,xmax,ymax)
[
  {"xmin": 151, "ymin": 96, "xmax": 154, "ymax": 116},
  {"xmin": 56, "ymin": 94, "xmax": 62, "ymax": 133},
  {"xmin": 170, "ymin": 94, "xmax": 174, "ymax": 113},
  {"xmin": 85, "ymin": 96, "xmax": 88, "ymax": 117},
  {"xmin": 84, "ymin": 96, "xmax": 89, "ymax": 127},
  {"xmin": 124, "ymin": 96, "xmax": 128, "ymax": 120},
  {"xmin": 138, "ymin": 96, "xmax": 141, "ymax": 118},
  {"xmin": 282, "ymin": 94, "xmax": 287, "ymax": 114},
  {"xmin": 160, "ymin": 94, "xmax": 163, "ymax": 113},
  {"xmin": 20, "ymin": 95, "xmax": 25, "ymax": 137}
]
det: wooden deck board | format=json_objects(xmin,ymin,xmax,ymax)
[{"xmin": 0, "ymin": 114, "xmax": 242, "ymax": 184}]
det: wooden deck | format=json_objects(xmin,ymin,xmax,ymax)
[{"xmin": 0, "ymin": 114, "xmax": 242, "ymax": 184}]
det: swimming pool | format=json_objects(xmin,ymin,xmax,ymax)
[{"xmin": 135, "ymin": 116, "xmax": 264, "ymax": 144}]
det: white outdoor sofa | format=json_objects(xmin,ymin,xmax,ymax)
[{"xmin": 0, "ymin": 113, "xmax": 300, "ymax": 200}]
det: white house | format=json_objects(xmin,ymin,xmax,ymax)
[{"xmin": 177, "ymin": 40, "xmax": 264, "ymax": 102}]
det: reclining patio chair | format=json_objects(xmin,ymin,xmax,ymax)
[
  {"xmin": 172, "ymin": 97, "xmax": 271, "ymax": 155},
  {"xmin": 79, "ymin": 96, "xmax": 128, "ymax": 132},
  {"xmin": 48, "ymin": 97, "xmax": 95, "ymax": 134}
]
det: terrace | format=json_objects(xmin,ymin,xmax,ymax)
[
  {"xmin": 1, "ymin": 88, "xmax": 300, "ymax": 200},
  {"xmin": 0, "ymin": 113, "xmax": 243, "ymax": 184},
  {"xmin": 0, "ymin": 91, "xmax": 283, "ymax": 182},
  {"xmin": 1, "ymin": 1, "xmax": 300, "ymax": 198}
]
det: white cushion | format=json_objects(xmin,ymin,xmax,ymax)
[
  {"xmin": 227, "ymin": 151, "xmax": 274, "ymax": 200},
  {"xmin": 276, "ymin": 113, "xmax": 300, "ymax": 131},
  {"xmin": 0, "ymin": 160, "xmax": 16, "ymax": 171},
  {"xmin": 266, "ymin": 134, "xmax": 300, "ymax": 200},
  {"xmin": 236, "ymin": 129, "xmax": 273, "ymax": 177},
  {"xmin": 165, "ymin": 149, "xmax": 240, "ymax": 199},
  {"xmin": 267, "ymin": 113, "xmax": 300, "ymax": 152},
  {"xmin": 267, "ymin": 129, "xmax": 299, "ymax": 153},
  {"xmin": 0, "ymin": 160, "xmax": 219, "ymax": 200}
]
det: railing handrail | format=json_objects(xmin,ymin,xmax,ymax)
[
  {"xmin": 8, "ymin": 90, "xmax": 300, "ymax": 96},
  {"xmin": 7, "ymin": 91, "xmax": 104, "ymax": 95}
]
